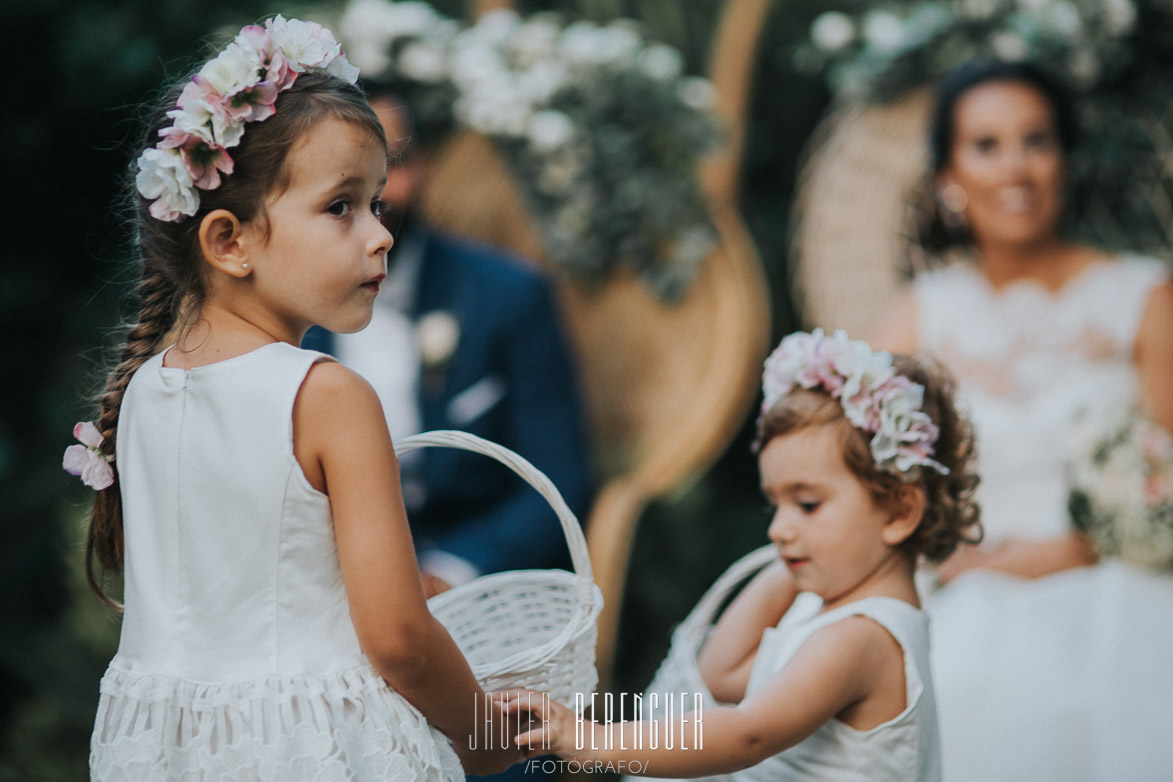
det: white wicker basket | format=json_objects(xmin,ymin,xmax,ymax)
[
  {"xmin": 620, "ymin": 545, "xmax": 778, "ymax": 782},
  {"xmin": 641, "ymin": 544, "xmax": 778, "ymax": 716},
  {"xmin": 395, "ymin": 430, "xmax": 603, "ymax": 710}
]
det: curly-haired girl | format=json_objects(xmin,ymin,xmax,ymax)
[{"xmin": 499, "ymin": 329, "xmax": 980, "ymax": 781}]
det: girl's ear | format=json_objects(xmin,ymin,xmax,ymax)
[
  {"xmin": 881, "ymin": 484, "xmax": 926, "ymax": 547},
  {"xmin": 198, "ymin": 209, "xmax": 251, "ymax": 279}
]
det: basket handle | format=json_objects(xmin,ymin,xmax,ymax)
[
  {"xmin": 680, "ymin": 544, "xmax": 777, "ymax": 633},
  {"xmin": 394, "ymin": 430, "xmax": 594, "ymax": 592}
]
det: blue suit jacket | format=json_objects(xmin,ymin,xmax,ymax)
[{"xmin": 304, "ymin": 225, "xmax": 591, "ymax": 574}]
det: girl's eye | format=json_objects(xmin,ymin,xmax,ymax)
[
  {"xmin": 798, "ymin": 500, "xmax": 820, "ymax": 514},
  {"xmin": 327, "ymin": 199, "xmax": 351, "ymax": 217},
  {"xmin": 973, "ymin": 137, "xmax": 997, "ymax": 154},
  {"xmin": 371, "ymin": 199, "xmax": 389, "ymax": 218},
  {"xmin": 1025, "ymin": 130, "xmax": 1055, "ymax": 150}
]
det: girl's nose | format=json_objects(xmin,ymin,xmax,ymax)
[
  {"xmin": 369, "ymin": 219, "xmax": 393, "ymax": 259},
  {"xmin": 767, "ymin": 513, "xmax": 797, "ymax": 545}
]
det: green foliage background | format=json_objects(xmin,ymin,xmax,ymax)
[{"xmin": 0, "ymin": 1, "xmax": 830, "ymax": 778}]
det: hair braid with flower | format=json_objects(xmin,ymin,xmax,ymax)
[
  {"xmin": 74, "ymin": 18, "xmax": 384, "ymax": 607},
  {"xmin": 86, "ymin": 267, "xmax": 181, "ymax": 607}
]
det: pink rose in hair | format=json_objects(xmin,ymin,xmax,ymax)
[
  {"xmin": 158, "ymin": 128, "xmax": 234, "ymax": 190},
  {"xmin": 264, "ymin": 49, "xmax": 299, "ymax": 92},
  {"xmin": 63, "ymin": 421, "xmax": 115, "ymax": 491}
]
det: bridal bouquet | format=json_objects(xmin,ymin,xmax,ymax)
[{"xmin": 1067, "ymin": 405, "xmax": 1173, "ymax": 570}]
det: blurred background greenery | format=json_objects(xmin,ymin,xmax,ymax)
[{"xmin": 10, "ymin": 0, "xmax": 1170, "ymax": 778}]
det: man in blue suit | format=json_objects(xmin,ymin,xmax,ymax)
[{"xmin": 305, "ymin": 94, "xmax": 591, "ymax": 597}]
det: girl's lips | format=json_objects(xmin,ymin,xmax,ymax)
[
  {"xmin": 361, "ymin": 274, "xmax": 386, "ymax": 294},
  {"xmin": 783, "ymin": 557, "xmax": 809, "ymax": 570}
]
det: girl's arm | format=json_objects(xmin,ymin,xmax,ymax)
[
  {"xmin": 294, "ymin": 362, "xmax": 520, "ymax": 775},
  {"xmin": 696, "ymin": 559, "xmax": 797, "ymax": 703},
  {"xmin": 502, "ymin": 615, "xmax": 899, "ymax": 777},
  {"xmin": 1135, "ymin": 281, "xmax": 1173, "ymax": 433}
]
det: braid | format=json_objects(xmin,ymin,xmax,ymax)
[{"xmin": 85, "ymin": 264, "xmax": 179, "ymax": 608}]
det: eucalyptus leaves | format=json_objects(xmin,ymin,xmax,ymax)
[{"xmin": 338, "ymin": 0, "xmax": 721, "ymax": 300}]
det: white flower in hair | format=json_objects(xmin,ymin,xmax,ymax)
[
  {"xmin": 267, "ymin": 16, "xmax": 341, "ymax": 74},
  {"xmin": 136, "ymin": 148, "xmax": 199, "ymax": 221},
  {"xmin": 199, "ymin": 41, "xmax": 264, "ymax": 100}
]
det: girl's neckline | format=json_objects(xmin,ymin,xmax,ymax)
[
  {"xmin": 159, "ymin": 340, "xmax": 289, "ymax": 373},
  {"xmin": 816, "ymin": 593, "xmax": 922, "ymax": 617}
]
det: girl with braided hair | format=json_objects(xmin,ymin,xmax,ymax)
[{"xmin": 66, "ymin": 16, "xmax": 521, "ymax": 779}]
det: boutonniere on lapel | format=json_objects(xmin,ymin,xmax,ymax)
[{"xmin": 417, "ymin": 310, "xmax": 460, "ymax": 391}]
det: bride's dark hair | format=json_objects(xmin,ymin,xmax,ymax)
[{"xmin": 917, "ymin": 59, "xmax": 1079, "ymax": 253}]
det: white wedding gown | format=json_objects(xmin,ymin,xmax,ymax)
[{"xmin": 913, "ymin": 255, "xmax": 1173, "ymax": 781}]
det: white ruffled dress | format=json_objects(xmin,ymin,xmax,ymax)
[{"xmin": 90, "ymin": 342, "xmax": 463, "ymax": 781}]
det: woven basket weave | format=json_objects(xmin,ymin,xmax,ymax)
[
  {"xmin": 619, "ymin": 544, "xmax": 777, "ymax": 782},
  {"xmin": 641, "ymin": 544, "xmax": 778, "ymax": 714},
  {"xmin": 395, "ymin": 430, "xmax": 603, "ymax": 711}
]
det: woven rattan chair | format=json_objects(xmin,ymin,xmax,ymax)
[
  {"xmin": 418, "ymin": 0, "xmax": 775, "ymax": 688},
  {"xmin": 789, "ymin": 88, "xmax": 934, "ymax": 338}
]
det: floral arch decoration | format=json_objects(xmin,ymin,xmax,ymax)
[{"xmin": 335, "ymin": 0, "xmax": 724, "ymax": 301}]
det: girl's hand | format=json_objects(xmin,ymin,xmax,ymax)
[
  {"xmin": 697, "ymin": 557, "xmax": 798, "ymax": 703},
  {"xmin": 493, "ymin": 689, "xmax": 593, "ymax": 762},
  {"xmin": 454, "ymin": 698, "xmax": 528, "ymax": 775},
  {"xmin": 422, "ymin": 573, "xmax": 453, "ymax": 598}
]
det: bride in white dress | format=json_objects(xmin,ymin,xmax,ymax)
[{"xmin": 872, "ymin": 60, "xmax": 1173, "ymax": 781}]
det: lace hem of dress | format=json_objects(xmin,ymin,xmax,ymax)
[{"xmin": 90, "ymin": 664, "xmax": 463, "ymax": 781}]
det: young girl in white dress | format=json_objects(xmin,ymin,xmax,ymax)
[
  {"xmin": 495, "ymin": 330, "xmax": 982, "ymax": 781},
  {"xmin": 67, "ymin": 17, "xmax": 522, "ymax": 779}
]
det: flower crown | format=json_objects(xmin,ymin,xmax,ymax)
[
  {"xmin": 136, "ymin": 15, "xmax": 360, "ymax": 222},
  {"xmin": 761, "ymin": 329, "xmax": 949, "ymax": 481}
]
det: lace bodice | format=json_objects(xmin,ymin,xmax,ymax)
[{"xmin": 914, "ymin": 256, "xmax": 1167, "ymax": 542}]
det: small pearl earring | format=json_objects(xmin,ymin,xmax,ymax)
[
  {"xmin": 241, "ymin": 263, "xmax": 250, "ymax": 271},
  {"xmin": 939, "ymin": 183, "xmax": 968, "ymax": 213}
]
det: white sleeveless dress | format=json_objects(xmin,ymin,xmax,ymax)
[
  {"xmin": 677, "ymin": 594, "xmax": 939, "ymax": 782},
  {"xmin": 914, "ymin": 256, "xmax": 1173, "ymax": 781},
  {"xmin": 89, "ymin": 342, "xmax": 464, "ymax": 781},
  {"xmin": 734, "ymin": 595, "xmax": 939, "ymax": 782}
]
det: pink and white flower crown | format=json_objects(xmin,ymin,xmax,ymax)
[
  {"xmin": 761, "ymin": 329, "xmax": 949, "ymax": 480},
  {"xmin": 135, "ymin": 15, "xmax": 360, "ymax": 222}
]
